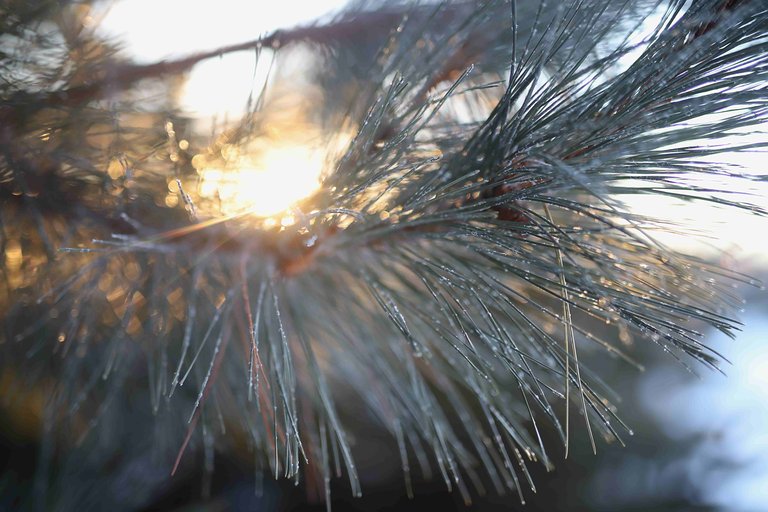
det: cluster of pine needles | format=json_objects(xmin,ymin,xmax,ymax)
[{"xmin": 1, "ymin": 0, "xmax": 767, "ymax": 508}]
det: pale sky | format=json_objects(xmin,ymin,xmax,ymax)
[
  {"xmin": 96, "ymin": 0, "xmax": 347, "ymax": 117},
  {"xmin": 96, "ymin": 0, "xmax": 347, "ymax": 62}
]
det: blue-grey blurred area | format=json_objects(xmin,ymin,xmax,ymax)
[{"xmin": 587, "ymin": 271, "xmax": 768, "ymax": 512}]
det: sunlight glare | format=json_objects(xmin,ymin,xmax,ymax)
[{"xmin": 198, "ymin": 144, "xmax": 326, "ymax": 218}]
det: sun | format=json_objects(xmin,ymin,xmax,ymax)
[{"xmin": 197, "ymin": 144, "xmax": 326, "ymax": 220}]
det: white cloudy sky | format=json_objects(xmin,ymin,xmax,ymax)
[
  {"xmin": 96, "ymin": 0, "xmax": 346, "ymax": 61},
  {"xmin": 96, "ymin": 0, "xmax": 347, "ymax": 118}
]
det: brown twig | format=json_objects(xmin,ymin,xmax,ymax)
[{"xmin": 3, "ymin": 6, "xmax": 471, "ymax": 118}]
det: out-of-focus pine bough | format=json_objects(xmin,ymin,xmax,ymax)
[{"xmin": 1, "ymin": 0, "xmax": 767, "ymax": 509}]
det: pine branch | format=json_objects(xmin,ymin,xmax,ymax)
[{"xmin": 1, "ymin": 0, "xmax": 767, "ymax": 509}]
